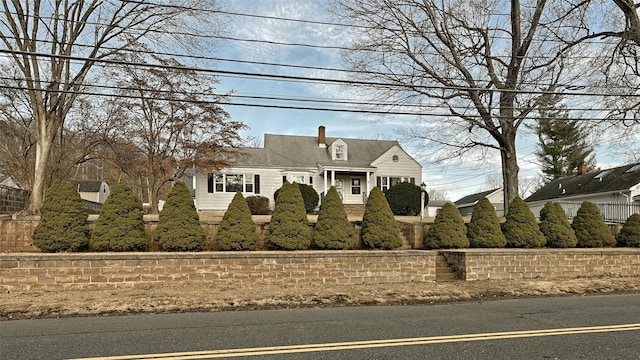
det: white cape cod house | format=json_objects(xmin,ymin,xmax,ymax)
[{"xmin": 194, "ymin": 126, "xmax": 422, "ymax": 212}]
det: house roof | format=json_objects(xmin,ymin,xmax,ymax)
[
  {"xmin": 454, "ymin": 188, "xmax": 501, "ymax": 207},
  {"xmin": 232, "ymin": 134, "xmax": 401, "ymax": 169},
  {"xmin": 525, "ymin": 162, "xmax": 640, "ymax": 202},
  {"xmin": 71, "ymin": 179, "xmax": 105, "ymax": 193}
]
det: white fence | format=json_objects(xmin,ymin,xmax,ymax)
[{"xmin": 547, "ymin": 201, "xmax": 640, "ymax": 224}]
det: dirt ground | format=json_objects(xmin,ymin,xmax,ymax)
[{"xmin": 2, "ymin": 276, "xmax": 640, "ymax": 320}]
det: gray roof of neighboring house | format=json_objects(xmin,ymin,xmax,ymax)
[
  {"xmin": 71, "ymin": 179, "xmax": 105, "ymax": 193},
  {"xmin": 455, "ymin": 188, "xmax": 501, "ymax": 207},
  {"xmin": 525, "ymin": 162, "xmax": 640, "ymax": 202},
  {"xmin": 233, "ymin": 134, "xmax": 401, "ymax": 169}
]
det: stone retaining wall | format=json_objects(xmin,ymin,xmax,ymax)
[
  {"xmin": 440, "ymin": 248, "xmax": 640, "ymax": 280},
  {"xmin": 0, "ymin": 251, "xmax": 437, "ymax": 292}
]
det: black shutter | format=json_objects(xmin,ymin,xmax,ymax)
[
  {"xmin": 207, "ymin": 173, "xmax": 214, "ymax": 193},
  {"xmin": 376, "ymin": 176, "xmax": 381, "ymax": 189},
  {"xmin": 254, "ymin": 174, "xmax": 260, "ymax": 194}
]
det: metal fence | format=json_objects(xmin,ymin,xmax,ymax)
[
  {"xmin": 555, "ymin": 201, "xmax": 640, "ymax": 224},
  {"xmin": 0, "ymin": 185, "xmax": 30, "ymax": 214}
]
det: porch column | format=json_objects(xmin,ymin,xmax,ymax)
[
  {"xmin": 331, "ymin": 170, "xmax": 335, "ymax": 186},
  {"xmin": 366, "ymin": 171, "xmax": 370, "ymax": 196},
  {"xmin": 323, "ymin": 169, "xmax": 327, "ymax": 195}
]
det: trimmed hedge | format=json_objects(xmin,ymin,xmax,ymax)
[
  {"xmin": 467, "ymin": 198, "xmax": 506, "ymax": 248},
  {"xmin": 502, "ymin": 197, "xmax": 546, "ymax": 248},
  {"xmin": 384, "ymin": 181, "xmax": 422, "ymax": 216},
  {"xmin": 214, "ymin": 192, "xmax": 258, "ymax": 250},
  {"xmin": 424, "ymin": 202, "xmax": 469, "ymax": 249},
  {"xmin": 266, "ymin": 182, "xmax": 311, "ymax": 250},
  {"xmin": 617, "ymin": 213, "xmax": 640, "ymax": 247},
  {"xmin": 572, "ymin": 201, "xmax": 616, "ymax": 247},
  {"xmin": 91, "ymin": 183, "xmax": 147, "ymax": 251},
  {"xmin": 32, "ymin": 180, "xmax": 89, "ymax": 252},
  {"xmin": 154, "ymin": 181, "xmax": 206, "ymax": 251},
  {"xmin": 361, "ymin": 187, "xmax": 402, "ymax": 249},
  {"xmin": 539, "ymin": 201, "xmax": 577, "ymax": 248},
  {"xmin": 312, "ymin": 186, "xmax": 358, "ymax": 249},
  {"xmin": 245, "ymin": 195, "xmax": 270, "ymax": 215}
]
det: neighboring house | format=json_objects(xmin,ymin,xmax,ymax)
[
  {"xmin": 454, "ymin": 188, "xmax": 504, "ymax": 217},
  {"xmin": 71, "ymin": 179, "xmax": 110, "ymax": 204},
  {"xmin": 424, "ymin": 200, "xmax": 449, "ymax": 218},
  {"xmin": 0, "ymin": 174, "xmax": 21, "ymax": 189},
  {"xmin": 194, "ymin": 126, "xmax": 422, "ymax": 212},
  {"xmin": 525, "ymin": 162, "xmax": 640, "ymax": 222}
]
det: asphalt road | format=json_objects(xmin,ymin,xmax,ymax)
[{"xmin": 2, "ymin": 294, "xmax": 640, "ymax": 359}]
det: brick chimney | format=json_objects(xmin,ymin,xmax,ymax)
[
  {"xmin": 318, "ymin": 126, "xmax": 326, "ymax": 148},
  {"xmin": 577, "ymin": 163, "xmax": 588, "ymax": 175}
]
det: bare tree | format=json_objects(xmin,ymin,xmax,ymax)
[
  {"xmin": 335, "ymin": 0, "xmax": 592, "ymax": 208},
  {"xmin": 104, "ymin": 53, "xmax": 245, "ymax": 213},
  {"xmin": 0, "ymin": 0, "xmax": 222, "ymax": 213}
]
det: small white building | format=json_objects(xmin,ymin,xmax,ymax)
[
  {"xmin": 71, "ymin": 179, "xmax": 110, "ymax": 204},
  {"xmin": 194, "ymin": 126, "xmax": 423, "ymax": 212},
  {"xmin": 454, "ymin": 188, "xmax": 504, "ymax": 217}
]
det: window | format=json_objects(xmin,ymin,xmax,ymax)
[
  {"xmin": 335, "ymin": 145, "xmax": 345, "ymax": 160},
  {"xmin": 208, "ymin": 174, "xmax": 257, "ymax": 193},
  {"xmin": 376, "ymin": 176, "xmax": 415, "ymax": 191},
  {"xmin": 390, "ymin": 177, "xmax": 401, "ymax": 188},
  {"xmin": 290, "ymin": 174, "xmax": 305, "ymax": 184},
  {"xmin": 351, "ymin": 178, "xmax": 361, "ymax": 195}
]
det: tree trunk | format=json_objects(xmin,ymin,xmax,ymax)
[
  {"xmin": 26, "ymin": 122, "xmax": 54, "ymax": 213},
  {"xmin": 500, "ymin": 134, "xmax": 520, "ymax": 211}
]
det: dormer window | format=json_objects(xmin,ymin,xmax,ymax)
[{"xmin": 330, "ymin": 139, "xmax": 348, "ymax": 161}]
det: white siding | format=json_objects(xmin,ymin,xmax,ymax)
[{"xmin": 371, "ymin": 145, "xmax": 422, "ymax": 188}]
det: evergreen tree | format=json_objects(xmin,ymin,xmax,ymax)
[
  {"xmin": 424, "ymin": 202, "xmax": 469, "ymax": 249},
  {"xmin": 502, "ymin": 197, "xmax": 546, "ymax": 248},
  {"xmin": 33, "ymin": 180, "xmax": 89, "ymax": 252},
  {"xmin": 533, "ymin": 99, "xmax": 596, "ymax": 183},
  {"xmin": 266, "ymin": 182, "xmax": 312, "ymax": 250},
  {"xmin": 539, "ymin": 201, "xmax": 577, "ymax": 248},
  {"xmin": 91, "ymin": 183, "xmax": 147, "ymax": 251},
  {"xmin": 467, "ymin": 198, "xmax": 506, "ymax": 248},
  {"xmin": 154, "ymin": 181, "xmax": 206, "ymax": 251},
  {"xmin": 572, "ymin": 201, "xmax": 616, "ymax": 247},
  {"xmin": 214, "ymin": 192, "xmax": 258, "ymax": 250},
  {"xmin": 361, "ymin": 187, "xmax": 402, "ymax": 249},
  {"xmin": 384, "ymin": 181, "xmax": 423, "ymax": 216},
  {"xmin": 617, "ymin": 213, "xmax": 640, "ymax": 247},
  {"xmin": 312, "ymin": 186, "xmax": 358, "ymax": 249}
]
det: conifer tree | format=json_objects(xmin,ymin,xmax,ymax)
[
  {"xmin": 312, "ymin": 186, "xmax": 358, "ymax": 249},
  {"xmin": 617, "ymin": 213, "xmax": 640, "ymax": 247},
  {"xmin": 424, "ymin": 202, "xmax": 469, "ymax": 249},
  {"xmin": 467, "ymin": 198, "xmax": 506, "ymax": 248},
  {"xmin": 384, "ymin": 181, "xmax": 422, "ymax": 215},
  {"xmin": 539, "ymin": 201, "xmax": 577, "ymax": 248},
  {"xmin": 361, "ymin": 187, "xmax": 402, "ymax": 249},
  {"xmin": 533, "ymin": 99, "xmax": 596, "ymax": 183},
  {"xmin": 215, "ymin": 192, "xmax": 258, "ymax": 250},
  {"xmin": 572, "ymin": 201, "xmax": 616, "ymax": 247},
  {"xmin": 33, "ymin": 180, "xmax": 89, "ymax": 252},
  {"xmin": 266, "ymin": 182, "xmax": 312, "ymax": 250},
  {"xmin": 502, "ymin": 197, "xmax": 546, "ymax": 248},
  {"xmin": 91, "ymin": 183, "xmax": 147, "ymax": 251},
  {"xmin": 154, "ymin": 181, "xmax": 206, "ymax": 251}
]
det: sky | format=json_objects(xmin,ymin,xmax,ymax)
[{"xmin": 207, "ymin": 0, "xmax": 634, "ymax": 202}]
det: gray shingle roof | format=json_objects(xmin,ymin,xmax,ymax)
[
  {"xmin": 232, "ymin": 134, "xmax": 400, "ymax": 169},
  {"xmin": 455, "ymin": 188, "xmax": 501, "ymax": 206},
  {"xmin": 525, "ymin": 162, "xmax": 640, "ymax": 202},
  {"xmin": 71, "ymin": 180, "xmax": 104, "ymax": 193}
]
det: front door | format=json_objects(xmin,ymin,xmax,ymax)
[{"xmin": 343, "ymin": 176, "xmax": 364, "ymax": 204}]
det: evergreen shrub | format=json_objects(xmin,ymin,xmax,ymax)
[
  {"xmin": 215, "ymin": 192, "xmax": 258, "ymax": 250},
  {"xmin": 424, "ymin": 202, "xmax": 469, "ymax": 249},
  {"xmin": 617, "ymin": 213, "xmax": 640, "ymax": 247},
  {"xmin": 266, "ymin": 182, "xmax": 311, "ymax": 250},
  {"xmin": 572, "ymin": 201, "xmax": 616, "ymax": 247},
  {"xmin": 245, "ymin": 195, "xmax": 270, "ymax": 215},
  {"xmin": 502, "ymin": 197, "xmax": 546, "ymax": 248},
  {"xmin": 91, "ymin": 183, "xmax": 146, "ymax": 251},
  {"xmin": 154, "ymin": 181, "xmax": 206, "ymax": 251},
  {"xmin": 467, "ymin": 198, "xmax": 506, "ymax": 248},
  {"xmin": 275, "ymin": 183, "xmax": 319, "ymax": 213},
  {"xmin": 312, "ymin": 186, "xmax": 358, "ymax": 249},
  {"xmin": 361, "ymin": 187, "xmax": 402, "ymax": 249},
  {"xmin": 539, "ymin": 201, "xmax": 577, "ymax": 248},
  {"xmin": 384, "ymin": 181, "xmax": 422, "ymax": 216},
  {"xmin": 33, "ymin": 180, "xmax": 89, "ymax": 252}
]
